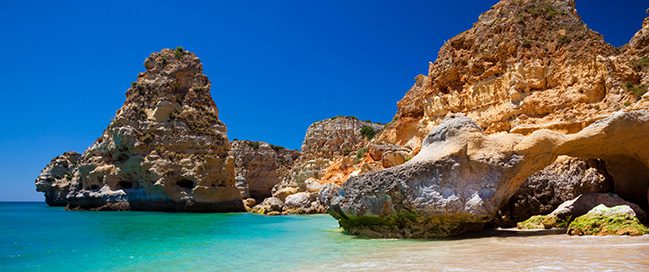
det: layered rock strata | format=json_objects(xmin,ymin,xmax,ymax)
[
  {"xmin": 36, "ymin": 49, "xmax": 244, "ymax": 212},
  {"xmin": 377, "ymin": 0, "xmax": 644, "ymax": 154}
]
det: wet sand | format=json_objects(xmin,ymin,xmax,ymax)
[{"xmin": 313, "ymin": 230, "xmax": 649, "ymax": 271}]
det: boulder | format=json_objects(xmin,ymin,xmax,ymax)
[
  {"xmin": 330, "ymin": 110, "xmax": 649, "ymax": 238},
  {"xmin": 550, "ymin": 193, "xmax": 646, "ymax": 221},
  {"xmin": 283, "ymin": 192, "xmax": 322, "ymax": 214},
  {"xmin": 251, "ymin": 197, "xmax": 284, "ymax": 214},
  {"xmin": 243, "ymin": 198, "xmax": 257, "ymax": 209},
  {"xmin": 568, "ymin": 205, "xmax": 649, "ymax": 236}
]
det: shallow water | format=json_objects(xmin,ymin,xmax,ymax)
[{"xmin": 1, "ymin": 202, "xmax": 648, "ymax": 271}]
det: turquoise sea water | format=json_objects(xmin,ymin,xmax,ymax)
[
  {"xmin": 0, "ymin": 202, "xmax": 412, "ymax": 271},
  {"xmin": 3, "ymin": 202, "xmax": 649, "ymax": 271}
]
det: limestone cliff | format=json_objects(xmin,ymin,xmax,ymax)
[
  {"xmin": 231, "ymin": 140, "xmax": 299, "ymax": 203},
  {"xmin": 378, "ymin": 0, "xmax": 643, "ymax": 153},
  {"xmin": 37, "ymin": 48, "xmax": 244, "ymax": 212},
  {"xmin": 331, "ymin": 110, "xmax": 649, "ymax": 238},
  {"xmin": 329, "ymin": 0, "xmax": 649, "ymax": 237},
  {"xmin": 35, "ymin": 152, "xmax": 80, "ymax": 206},
  {"xmin": 260, "ymin": 116, "xmax": 383, "ymax": 214}
]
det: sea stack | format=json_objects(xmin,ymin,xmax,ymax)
[{"xmin": 36, "ymin": 48, "xmax": 244, "ymax": 212}]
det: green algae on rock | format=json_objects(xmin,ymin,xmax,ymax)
[
  {"xmin": 517, "ymin": 215, "xmax": 570, "ymax": 230},
  {"xmin": 568, "ymin": 205, "xmax": 649, "ymax": 236}
]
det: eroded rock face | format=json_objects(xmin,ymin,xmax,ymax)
[
  {"xmin": 301, "ymin": 116, "xmax": 382, "ymax": 160},
  {"xmin": 378, "ymin": 0, "xmax": 643, "ymax": 153},
  {"xmin": 494, "ymin": 156, "xmax": 612, "ymax": 226},
  {"xmin": 330, "ymin": 110, "xmax": 649, "ymax": 238},
  {"xmin": 269, "ymin": 116, "xmax": 382, "ymax": 213},
  {"xmin": 35, "ymin": 152, "xmax": 81, "ymax": 206},
  {"xmin": 39, "ymin": 49, "xmax": 244, "ymax": 212},
  {"xmin": 231, "ymin": 140, "xmax": 299, "ymax": 202}
]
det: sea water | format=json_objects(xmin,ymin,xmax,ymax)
[{"xmin": 1, "ymin": 202, "xmax": 649, "ymax": 271}]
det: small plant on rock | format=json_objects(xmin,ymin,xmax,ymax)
[
  {"xmin": 174, "ymin": 46, "xmax": 185, "ymax": 59},
  {"xmin": 360, "ymin": 126, "xmax": 377, "ymax": 140}
]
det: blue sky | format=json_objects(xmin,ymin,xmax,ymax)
[{"xmin": 0, "ymin": 0, "xmax": 646, "ymax": 201}]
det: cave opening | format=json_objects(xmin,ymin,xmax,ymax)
[
  {"xmin": 176, "ymin": 179, "xmax": 195, "ymax": 190},
  {"xmin": 599, "ymin": 155, "xmax": 649, "ymax": 210},
  {"xmin": 117, "ymin": 180, "xmax": 134, "ymax": 190}
]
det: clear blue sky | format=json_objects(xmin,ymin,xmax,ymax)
[{"xmin": 0, "ymin": 0, "xmax": 646, "ymax": 201}]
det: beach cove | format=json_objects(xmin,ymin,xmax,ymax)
[{"xmin": 2, "ymin": 202, "xmax": 648, "ymax": 271}]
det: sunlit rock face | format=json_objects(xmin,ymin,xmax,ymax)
[
  {"xmin": 330, "ymin": 110, "xmax": 649, "ymax": 238},
  {"xmin": 266, "ymin": 116, "xmax": 383, "ymax": 214},
  {"xmin": 377, "ymin": 0, "xmax": 645, "ymax": 154},
  {"xmin": 35, "ymin": 152, "xmax": 81, "ymax": 206},
  {"xmin": 37, "ymin": 48, "xmax": 244, "ymax": 212}
]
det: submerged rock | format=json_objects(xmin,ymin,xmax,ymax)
[
  {"xmin": 568, "ymin": 205, "xmax": 649, "ymax": 236},
  {"xmin": 37, "ymin": 48, "xmax": 244, "ymax": 212},
  {"xmin": 330, "ymin": 110, "xmax": 649, "ymax": 238},
  {"xmin": 35, "ymin": 152, "xmax": 81, "ymax": 206}
]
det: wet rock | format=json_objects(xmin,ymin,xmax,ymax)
[{"xmin": 568, "ymin": 205, "xmax": 649, "ymax": 236}]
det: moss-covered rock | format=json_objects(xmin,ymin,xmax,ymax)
[
  {"xmin": 568, "ymin": 205, "xmax": 649, "ymax": 236},
  {"xmin": 517, "ymin": 215, "xmax": 570, "ymax": 229}
]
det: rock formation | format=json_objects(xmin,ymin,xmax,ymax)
[
  {"xmin": 377, "ymin": 0, "xmax": 642, "ymax": 154},
  {"xmin": 35, "ymin": 152, "xmax": 81, "ymax": 206},
  {"xmin": 568, "ymin": 204, "xmax": 649, "ymax": 236},
  {"xmin": 517, "ymin": 192, "xmax": 645, "ymax": 229},
  {"xmin": 328, "ymin": 0, "xmax": 649, "ymax": 237},
  {"xmin": 36, "ymin": 48, "xmax": 244, "ymax": 212},
  {"xmin": 230, "ymin": 140, "xmax": 299, "ymax": 203},
  {"xmin": 330, "ymin": 110, "xmax": 649, "ymax": 238},
  {"xmin": 264, "ymin": 116, "xmax": 383, "ymax": 214},
  {"xmin": 494, "ymin": 156, "xmax": 612, "ymax": 226}
]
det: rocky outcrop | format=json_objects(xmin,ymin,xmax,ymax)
[
  {"xmin": 251, "ymin": 197, "xmax": 284, "ymax": 215},
  {"xmin": 36, "ymin": 48, "xmax": 244, "ymax": 212},
  {"xmin": 377, "ymin": 0, "xmax": 642, "ymax": 154},
  {"xmin": 517, "ymin": 192, "xmax": 645, "ymax": 229},
  {"xmin": 568, "ymin": 204, "xmax": 649, "ymax": 236},
  {"xmin": 494, "ymin": 156, "xmax": 612, "ymax": 226},
  {"xmin": 300, "ymin": 116, "xmax": 382, "ymax": 161},
  {"xmin": 268, "ymin": 116, "xmax": 382, "ymax": 213},
  {"xmin": 330, "ymin": 110, "xmax": 649, "ymax": 238},
  {"xmin": 231, "ymin": 140, "xmax": 299, "ymax": 202},
  {"xmin": 35, "ymin": 152, "xmax": 81, "ymax": 206}
]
